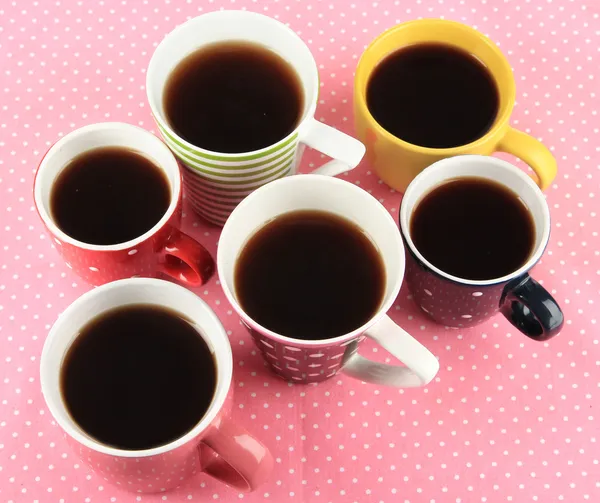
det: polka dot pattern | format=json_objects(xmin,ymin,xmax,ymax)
[
  {"xmin": 404, "ymin": 248, "xmax": 506, "ymax": 327},
  {"xmin": 1, "ymin": 0, "xmax": 599, "ymax": 502},
  {"xmin": 245, "ymin": 321, "xmax": 366, "ymax": 383}
]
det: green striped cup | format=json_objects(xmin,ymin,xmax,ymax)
[{"xmin": 146, "ymin": 11, "xmax": 365, "ymax": 226}]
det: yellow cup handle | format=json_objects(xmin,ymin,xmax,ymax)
[{"xmin": 496, "ymin": 126, "xmax": 557, "ymax": 191}]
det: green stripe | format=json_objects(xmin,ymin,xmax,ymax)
[
  {"xmin": 178, "ymin": 148, "xmax": 296, "ymax": 178},
  {"xmin": 185, "ymin": 184, "xmax": 251, "ymax": 200},
  {"xmin": 184, "ymin": 159, "xmax": 293, "ymax": 190},
  {"xmin": 157, "ymin": 122, "xmax": 299, "ymax": 162},
  {"xmin": 189, "ymin": 200, "xmax": 232, "ymax": 219},
  {"xmin": 183, "ymin": 165, "xmax": 292, "ymax": 195},
  {"xmin": 186, "ymin": 186, "xmax": 245, "ymax": 206},
  {"xmin": 173, "ymin": 140, "xmax": 298, "ymax": 171},
  {"xmin": 198, "ymin": 159, "xmax": 293, "ymax": 186},
  {"xmin": 184, "ymin": 178, "xmax": 262, "ymax": 194}
]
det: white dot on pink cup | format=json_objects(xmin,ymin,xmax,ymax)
[
  {"xmin": 128, "ymin": 249, "xmax": 138, "ymax": 256},
  {"xmin": 472, "ymin": 292, "xmax": 484, "ymax": 297},
  {"xmin": 89, "ymin": 267, "xmax": 99, "ymax": 272}
]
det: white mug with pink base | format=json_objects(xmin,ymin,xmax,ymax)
[
  {"xmin": 40, "ymin": 278, "xmax": 273, "ymax": 493},
  {"xmin": 218, "ymin": 174, "xmax": 440, "ymax": 387}
]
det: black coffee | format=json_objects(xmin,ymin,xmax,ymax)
[
  {"xmin": 410, "ymin": 177, "xmax": 535, "ymax": 280},
  {"xmin": 61, "ymin": 305, "xmax": 216, "ymax": 450},
  {"xmin": 366, "ymin": 43, "xmax": 499, "ymax": 148},
  {"xmin": 164, "ymin": 41, "xmax": 303, "ymax": 153},
  {"xmin": 51, "ymin": 147, "xmax": 170, "ymax": 245},
  {"xmin": 235, "ymin": 210, "xmax": 385, "ymax": 340}
]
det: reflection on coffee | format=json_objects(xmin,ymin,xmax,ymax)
[
  {"xmin": 410, "ymin": 177, "xmax": 535, "ymax": 280},
  {"xmin": 235, "ymin": 210, "xmax": 385, "ymax": 340},
  {"xmin": 61, "ymin": 304, "xmax": 217, "ymax": 450},
  {"xmin": 51, "ymin": 147, "xmax": 170, "ymax": 245},
  {"xmin": 164, "ymin": 41, "xmax": 303, "ymax": 153},
  {"xmin": 367, "ymin": 43, "xmax": 499, "ymax": 148}
]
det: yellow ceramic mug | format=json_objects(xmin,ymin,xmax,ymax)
[{"xmin": 354, "ymin": 19, "xmax": 557, "ymax": 192}]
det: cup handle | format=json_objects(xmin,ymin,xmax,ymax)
[
  {"xmin": 500, "ymin": 274, "xmax": 564, "ymax": 341},
  {"xmin": 158, "ymin": 226, "xmax": 215, "ymax": 287},
  {"xmin": 496, "ymin": 126, "xmax": 557, "ymax": 191},
  {"xmin": 298, "ymin": 118, "xmax": 366, "ymax": 177},
  {"xmin": 341, "ymin": 315, "xmax": 439, "ymax": 387},
  {"xmin": 200, "ymin": 417, "xmax": 274, "ymax": 492}
]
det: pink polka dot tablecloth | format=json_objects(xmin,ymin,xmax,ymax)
[{"xmin": 1, "ymin": 0, "xmax": 599, "ymax": 502}]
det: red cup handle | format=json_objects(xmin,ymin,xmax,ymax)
[
  {"xmin": 200, "ymin": 417, "xmax": 273, "ymax": 492},
  {"xmin": 158, "ymin": 226, "xmax": 215, "ymax": 287}
]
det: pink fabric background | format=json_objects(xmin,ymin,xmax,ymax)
[{"xmin": 1, "ymin": 0, "xmax": 599, "ymax": 501}]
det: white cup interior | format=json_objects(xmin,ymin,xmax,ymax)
[
  {"xmin": 399, "ymin": 155, "xmax": 551, "ymax": 286},
  {"xmin": 34, "ymin": 122, "xmax": 181, "ymax": 251},
  {"xmin": 217, "ymin": 174, "xmax": 405, "ymax": 343},
  {"xmin": 146, "ymin": 11, "xmax": 319, "ymax": 141},
  {"xmin": 40, "ymin": 278, "xmax": 232, "ymax": 457}
]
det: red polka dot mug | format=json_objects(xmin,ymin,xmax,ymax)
[
  {"xmin": 400, "ymin": 155, "xmax": 564, "ymax": 341},
  {"xmin": 34, "ymin": 122, "xmax": 214, "ymax": 287},
  {"xmin": 218, "ymin": 174, "xmax": 440, "ymax": 387},
  {"xmin": 40, "ymin": 278, "xmax": 273, "ymax": 493}
]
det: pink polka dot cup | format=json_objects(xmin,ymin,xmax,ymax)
[
  {"xmin": 40, "ymin": 278, "xmax": 273, "ymax": 493},
  {"xmin": 400, "ymin": 155, "xmax": 564, "ymax": 340},
  {"xmin": 218, "ymin": 174, "xmax": 440, "ymax": 387},
  {"xmin": 34, "ymin": 122, "xmax": 215, "ymax": 287}
]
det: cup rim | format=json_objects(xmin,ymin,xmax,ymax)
[
  {"xmin": 399, "ymin": 155, "xmax": 551, "ymax": 287},
  {"xmin": 33, "ymin": 122, "xmax": 182, "ymax": 252},
  {"xmin": 217, "ymin": 174, "xmax": 405, "ymax": 347},
  {"xmin": 146, "ymin": 10, "xmax": 319, "ymax": 160},
  {"xmin": 354, "ymin": 18, "xmax": 516, "ymax": 154},
  {"xmin": 40, "ymin": 278, "xmax": 233, "ymax": 458}
]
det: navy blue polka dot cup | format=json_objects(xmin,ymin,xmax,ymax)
[{"xmin": 399, "ymin": 155, "xmax": 563, "ymax": 342}]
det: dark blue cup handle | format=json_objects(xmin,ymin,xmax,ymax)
[{"xmin": 500, "ymin": 274, "xmax": 564, "ymax": 341}]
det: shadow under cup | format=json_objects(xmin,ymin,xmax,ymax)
[{"xmin": 400, "ymin": 155, "xmax": 564, "ymax": 341}]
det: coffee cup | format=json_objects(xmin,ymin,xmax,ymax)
[
  {"xmin": 400, "ymin": 155, "xmax": 564, "ymax": 341},
  {"xmin": 40, "ymin": 278, "xmax": 273, "ymax": 493},
  {"xmin": 34, "ymin": 122, "xmax": 214, "ymax": 287},
  {"xmin": 354, "ymin": 19, "xmax": 557, "ymax": 192},
  {"xmin": 218, "ymin": 174, "xmax": 439, "ymax": 387},
  {"xmin": 147, "ymin": 10, "xmax": 366, "ymax": 226}
]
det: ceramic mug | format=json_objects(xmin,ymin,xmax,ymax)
[
  {"xmin": 218, "ymin": 174, "xmax": 439, "ymax": 387},
  {"xmin": 354, "ymin": 19, "xmax": 557, "ymax": 193},
  {"xmin": 147, "ymin": 10, "xmax": 366, "ymax": 226},
  {"xmin": 40, "ymin": 278, "xmax": 273, "ymax": 493},
  {"xmin": 400, "ymin": 155, "xmax": 564, "ymax": 341},
  {"xmin": 34, "ymin": 122, "xmax": 214, "ymax": 287}
]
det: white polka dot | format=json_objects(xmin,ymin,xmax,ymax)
[
  {"xmin": 127, "ymin": 249, "xmax": 138, "ymax": 255},
  {"xmin": 0, "ymin": 3, "xmax": 595, "ymax": 501}
]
